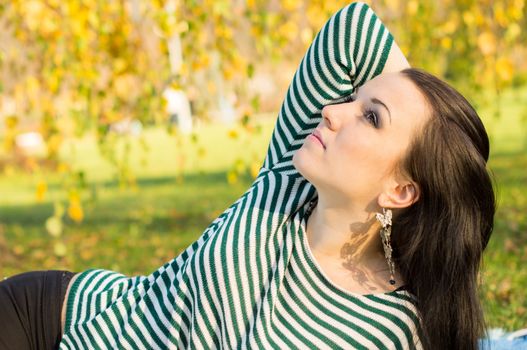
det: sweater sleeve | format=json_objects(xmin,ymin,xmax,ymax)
[{"xmin": 262, "ymin": 2, "xmax": 394, "ymax": 173}]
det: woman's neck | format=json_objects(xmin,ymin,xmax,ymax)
[
  {"xmin": 306, "ymin": 195, "xmax": 385, "ymax": 269},
  {"xmin": 305, "ymin": 195, "xmax": 404, "ymax": 292}
]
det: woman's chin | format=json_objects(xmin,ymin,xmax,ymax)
[
  {"xmin": 292, "ymin": 148, "xmax": 306, "ymax": 171},
  {"xmin": 293, "ymin": 149, "xmax": 316, "ymax": 182}
]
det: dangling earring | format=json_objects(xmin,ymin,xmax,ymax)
[{"xmin": 376, "ymin": 208, "xmax": 396, "ymax": 285}]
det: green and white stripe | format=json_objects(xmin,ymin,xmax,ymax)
[{"xmin": 60, "ymin": 2, "xmax": 421, "ymax": 349}]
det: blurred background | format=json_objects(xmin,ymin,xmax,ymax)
[{"xmin": 0, "ymin": 0, "xmax": 525, "ymax": 330}]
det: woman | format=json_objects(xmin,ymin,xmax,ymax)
[{"xmin": 0, "ymin": 2, "xmax": 494, "ymax": 349}]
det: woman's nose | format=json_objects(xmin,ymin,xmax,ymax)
[{"xmin": 321, "ymin": 104, "xmax": 342, "ymax": 131}]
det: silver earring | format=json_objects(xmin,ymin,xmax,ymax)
[{"xmin": 376, "ymin": 208, "xmax": 396, "ymax": 285}]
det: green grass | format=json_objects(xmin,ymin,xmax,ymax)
[
  {"xmin": 0, "ymin": 119, "xmax": 275, "ymax": 275},
  {"xmin": 476, "ymin": 86, "xmax": 527, "ymax": 330},
  {"xmin": 0, "ymin": 172, "xmax": 255, "ymax": 275},
  {"xmin": 0, "ymin": 87, "xmax": 526, "ymax": 331}
]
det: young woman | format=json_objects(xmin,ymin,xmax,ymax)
[{"xmin": 0, "ymin": 2, "xmax": 495, "ymax": 349}]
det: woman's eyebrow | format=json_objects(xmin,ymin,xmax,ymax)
[
  {"xmin": 355, "ymin": 86, "xmax": 391, "ymax": 124},
  {"xmin": 371, "ymin": 98, "xmax": 392, "ymax": 124}
]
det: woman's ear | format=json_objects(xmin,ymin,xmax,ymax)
[{"xmin": 378, "ymin": 179, "xmax": 420, "ymax": 209}]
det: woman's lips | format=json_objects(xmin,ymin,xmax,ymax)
[{"xmin": 310, "ymin": 130, "xmax": 326, "ymax": 149}]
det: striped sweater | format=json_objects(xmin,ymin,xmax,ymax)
[{"xmin": 60, "ymin": 3, "xmax": 422, "ymax": 349}]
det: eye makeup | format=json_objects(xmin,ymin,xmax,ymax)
[{"xmin": 342, "ymin": 93, "xmax": 381, "ymax": 128}]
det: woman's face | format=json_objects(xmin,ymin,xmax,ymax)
[{"xmin": 293, "ymin": 72, "xmax": 430, "ymax": 207}]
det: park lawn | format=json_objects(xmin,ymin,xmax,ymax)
[
  {"xmin": 0, "ymin": 171, "xmax": 255, "ymax": 275},
  {"xmin": 0, "ymin": 87, "xmax": 526, "ymax": 331},
  {"xmin": 0, "ymin": 119, "xmax": 275, "ymax": 276},
  {"xmin": 474, "ymin": 87, "xmax": 527, "ymax": 330}
]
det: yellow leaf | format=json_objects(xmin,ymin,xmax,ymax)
[
  {"xmin": 200, "ymin": 55, "xmax": 211, "ymax": 69},
  {"xmin": 440, "ymin": 37, "xmax": 452, "ymax": 50},
  {"xmin": 80, "ymin": 249, "xmax": 94, "ymax": 261},
  {"xmin": 207, "ymin": 81, "xmax": 216, "ymax": 94},
  {"xmin": 175, "ymin": 21, "xmax": 189, "ymax": 34},
  {"xmin": 280, "ymin": 20, "xmax": 299, "ymax": 40},
  {"xmin": 442, "ymin": 19, "xmax": 457, "ymax": 35},
  {"xmin": 25, "ymin": 158, "xmax": 39, "ymax": 172},
  {"xmin": 281, "ymin": 0, "xmax": 299, "ymax": 11},
  {"xmin": 5, "ymin": 115, "xmax": 18, "ymax": 129},
  {"xmin": 24, "ymin": 0, "xmax": 45, "ymax": 31},
  {"xmin": 496, "ymin": 57, "xmax": 514, "ymax": 82},
  {"xmin": 399, "ymin": 44, "xmax": 410, "ymax": 57},
  {"xmin": 25, "ymin": 76, "xmax": 40, "ymax": 95},
  {"xmin": 510, "ymin": 0, "xmax": 525, "ymax": 20},
  {"xmin": 493, "ymin": 3, "xmax": 508, "ymax": 27},
  {"xmin": 54, "ymin": 201, "xmax": 65, "ymax": 217},
  {"xmin": 4, "ymin": 165, "xmax": 15, "ymax": 176},
  {"xmin": 384, "ymin": 0, "xmax": 401, "ymax": 11},
  {"xmin": 235, "ymin": 159, "xmax": 245, "ymax": 174},
  {"xmin": 222, "ymin": 67, "xmax": 235, "ymax": 80},
  {"xmin": 46, "ymin": 74, "xmax": 61, "ymax": 94},
  {"xmin": 68, "ymin": 200, "xmax": 84, "ymax": 223},
  {"xmin": 228, "ymin": 129, "xmax": 238, "ymax": 139},
  {"xmin": 13, "ymin": 245, "xmax": 25, "ymax": 255},
  {"xmin": 57, "ymin": 163, "xmax": 69, "ymax": 173},
  {"xmin": 250, "ymin": 162, "xmax": 260, "ymax": 179},
  {"xmin": 406, "ymin": 0, "xmax": 418, "ymax": 15},
  {"xmin": 47, "ymin": 134, "xmax": 63, "ymax": 157},
  {"xmin": 36, "ymin": 180, "xmax": 47, "ymax": 202},
  {"xmin": 53, "ymin": 242, "xmax": 67, "ymax": 257},
  {"xmin": 462, "ymin": 11, "xmax": 475, "ymax": 26},
  {"xmin": 41, "ymin": 17, "xmax": 59, "ymax": 36},
  {"xmin": 68, "ymin": 190, "xmax": 80, "ymax": 203},
  {"xmin": 88, "ymin": 11, "xmax": 100, "ymax": 28},
  {"xmin": 113, "ymin": 73, "xmax": 139, "ymax": 101},
  {"xmin": 505, "ymin": 23, "xmax": 521, "ymax": 42},
  {"xmin": 301, "ymin": 28, "xmax": 313, "ymax": 45},
  {"xmin": 217, "ymin": 26, "xmax": 233, "ymax": 40},
  {"xmin": 477, "ymin": 31, "xmax": 496, "ymax": 56},
  {"xmin": 113, "ymin": 58, "xmax": 128, "ymax": 74},
  {"xmin": 474, "ymin": 10, "xmax": 486, "ymax": 26},
  {"xmin": 227, "ymin": 170, "xmax": 238, "ymax": 184},
  {"xmin": 46, "ymin": 216, "xmax": 63, "ymax": 237},
  {"xmin": 250, "ymin": 26, "xmax": 263, "ymax": 38},
  {"xmin": 104, "ymin": 110, "xmax": 123, "ymax": 124}
]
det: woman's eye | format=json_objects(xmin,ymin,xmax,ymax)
[
  {"xmin": 341, "ymin": 94, "xmax": 378, "ymax": 128},
  {"xmin": 364, "ymin": 110, "xmax": 379, "ymax": 128}
]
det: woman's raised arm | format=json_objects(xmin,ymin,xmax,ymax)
[{"xmin": 262, "ymin": 2, "xmax": 409, "ymax": 173}]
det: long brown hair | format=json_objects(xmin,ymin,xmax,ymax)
[{"xmin": 394, "ymin": 68, "xmax": 495, "ymax": 349}]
